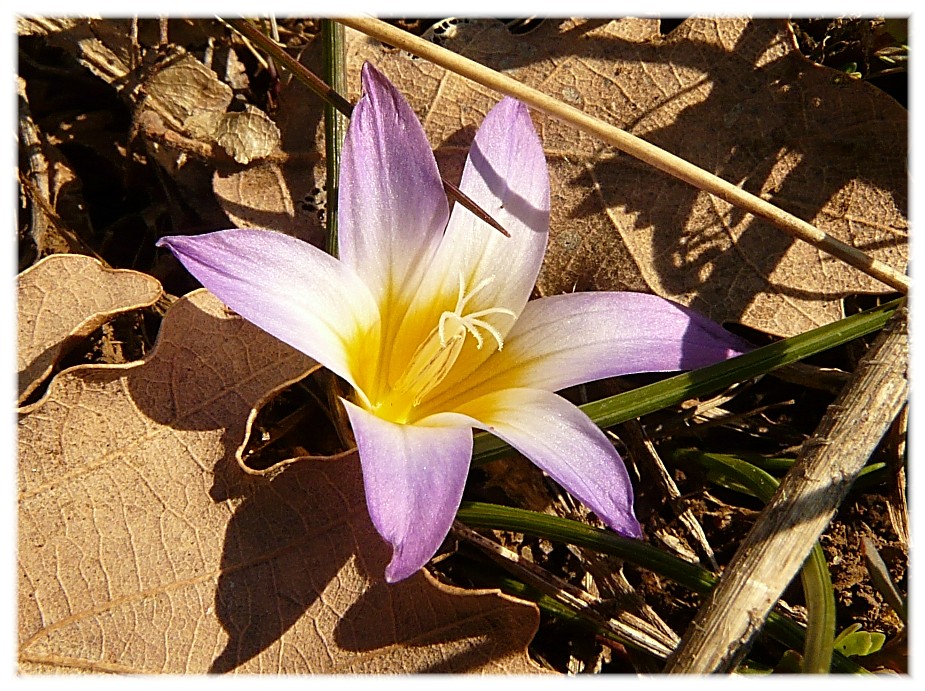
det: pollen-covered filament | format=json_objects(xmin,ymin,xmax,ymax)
[{"xmin": 393, "ymin": 274, "xmax": 515, "ymax": 407}]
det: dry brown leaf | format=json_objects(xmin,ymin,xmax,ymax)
[
  {"xmin": 213, "ymin": 104, "xmax": 282, "ymax": 164},
  {"xmin": 17, "ymin": 254, "xmax": 163, "ymax": 404},
  {"xmin": 17, "ymin": 17, "xmax": 135, "ymax": 86},
  {"xmin": 144, "ymin": 51, "xmax": 233, "ymax": 134},
  {"xmin": 18, "ymin": 289, "xmax": 540, "ymax": 674},
  {"xmin": 212, "ymin": 156, "xmax": 325, "ymax": 246},
  {"xmin": 140, "ymin": 51, "xmax": 281, "ymax": 165},
  {"xmin": 212, "ymin": 42, "xmax": 326, "ymax": 246},
  {"xmin": 347, "ymin": 18, "xmax": 907, "ymax": 336}
]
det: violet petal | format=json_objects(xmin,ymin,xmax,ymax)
[
  {"xmin": 432, "ymin": 291, "xmax": 751, "ymax": 408},
  {"xmin": 158, "ymin": 229, "xmax": 378, "ymax": 389},
  {"xmin": 338, "ymin": 63, "xmax": 449, "ymax": 311},
  {"xmin": 343, "ymin": 399, "xmax": 473, "ymax": 583},
  {"xmin": 428, "ymin": 387, "xmax": 642, "ymax": 538}
]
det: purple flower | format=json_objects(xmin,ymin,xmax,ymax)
[{"xmin": 158, "ymin": 63, "xmax": 748, "ymax": 582}]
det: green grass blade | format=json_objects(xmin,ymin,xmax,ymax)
[
  {"xmin": 456, "ymin": 501, "xmax": 864, "ymax": 673},
  {"xmin": 321, "ymin": 19, "xmax": 348, "ymax": 258},
  {"xmin": 458, "ymin": 501, "xmax": 715, "ymax": 592},
  {"xmin": 674, "ymin": 449, "xmax": 837, "ymax": 673},
  {"xmin": 473, "ymin": 298, "xmax": 901, "ymax": 464}
]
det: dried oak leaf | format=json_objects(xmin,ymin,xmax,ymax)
[
  {"xmin": 17, "ymin": 254, "xmax": 163, "ymax": 405},
  {"xmin": 18, "ymin": 289, "xmax": 540, "ymax": 674},
  {"xmin": 17, "ymin": 17, "xmax": 135, "ymax": 86},
  {"xmin": 348, "ymin": 17, "xmax": 907, "ymax": 336},
  {"xmin": 212, "ymin": 41, "xmax": 326, "ymax": 247},
  {"xmin": 139, "ymin": 51, "xmax": 281, "ymax": 165}
]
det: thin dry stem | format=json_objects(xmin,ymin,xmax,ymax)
[
  {"xmin": 452, "ymin": 521, "xmax": 679, "ymax": 661},
  {"xmin": 339, "ymin": 17, "xmax": 908, "ymax": 294},
  {"xmin": 663, "ymin": 305, "xmax": 908, "ymax": 673}
]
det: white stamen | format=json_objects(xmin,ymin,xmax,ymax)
[{"xmin": 394, "ymin": 273, "xmax": 516, "ymax": 406}]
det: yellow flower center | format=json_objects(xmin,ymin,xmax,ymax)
[{"xmin": 378, "ymin": 274, "xmax": 515, "ymax": 421}]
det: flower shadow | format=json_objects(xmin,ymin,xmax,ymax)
[
  {"xmin": 465, "ymin": 137, "xmax": 549, "ymax": 241},
  {"xmin": 334, "ymin": 574, "xmax": 537, "ymax": 673},
  {"xmin": 207, "ymin": 453, "xmax": 389, "ymax": 673},
  {"xmin": 208, "ymin": 453, "xmax": 535, "ymax": 673}
]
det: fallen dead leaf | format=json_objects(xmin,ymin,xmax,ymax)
[
  {"xmin": 142, "ymin": 50, "xmax": 234, "ymax": 135},
  {"xmin": 17, "ymin": 17, "xmax": 135, "ymax": 87},
  {"xmin": 347, "ymin": 17, "xmax": 907, "ymax": 336},
  {"xmin": 16, "ymin": 254, "xmax": 163, "ymax": 404},
  {"xmin": 212, "ymin": 41, "xmax": 326, "ymax": 247},
  {"xmin": 211, "ymin": 157, "xmax": 325, "ymax": 247},
  {"xmin": 18, "ymin": 288, "xmax": 541, "ymax": 674},
  {"xmin": 213, "ymin": 104, "xmax": 282, "ymax": 165},
  {"xmin": 139, "ymin": 50, "xmax": 281, "ymax": 165}
]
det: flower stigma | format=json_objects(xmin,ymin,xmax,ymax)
[{"xmin": 385, "ymin": 273, "xmax": 515, "ymax": 418}]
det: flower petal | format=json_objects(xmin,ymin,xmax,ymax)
[
  {"xmin": 430, "ymin": 388, "xmax": 641, "ymax": 538},
  {"xmin": 418, "ymin": 97, "xmax": 549, "ymax": 319},
  {"xmin": 157, "ymin": 229, "xmax": 379, "ymax": 390},
  {"xmin": 338, "ymin": 63, "xmax": 448, "ymax": 311},
  {"xmin": 343, "ymin": 399, "xmax": 473, "ymax": 583},
  {"xmin": 429, "ymin": 291, "xmax": 752, "ymax": 410},
  {"xmin": 392, "ymin": 97, "xmax": 550, "ymax": 396}
]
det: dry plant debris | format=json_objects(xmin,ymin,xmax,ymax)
[{"xmin": 16, "ymin": 16, "xmax": 907, "ymax": 675}]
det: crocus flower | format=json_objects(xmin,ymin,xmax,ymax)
[{"xmin": 158, "ymin": 63, "xmax": 749, "ymax": 583}]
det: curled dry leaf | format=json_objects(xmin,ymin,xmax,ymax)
[
  {"xmin": 17, "ymin": 254, "xmax": 163, "ymax": 404},
  {"xmin": 18, "ymin": 289, "xmax": 541, "ymax": 674},
  {"xmin": 348, "ymin": 17, "xmax": 907, "ymax": 336},
  {"xmin": 139, "ymin": 51, "xmax": 281, "ymax": 165},
  {"xmin": 17, "ymin": 17, "xmax": 135, "ymax": 86},
  {"xmin": 212, "ymin": 41, "xmax": 326, "ymax": 246}
]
